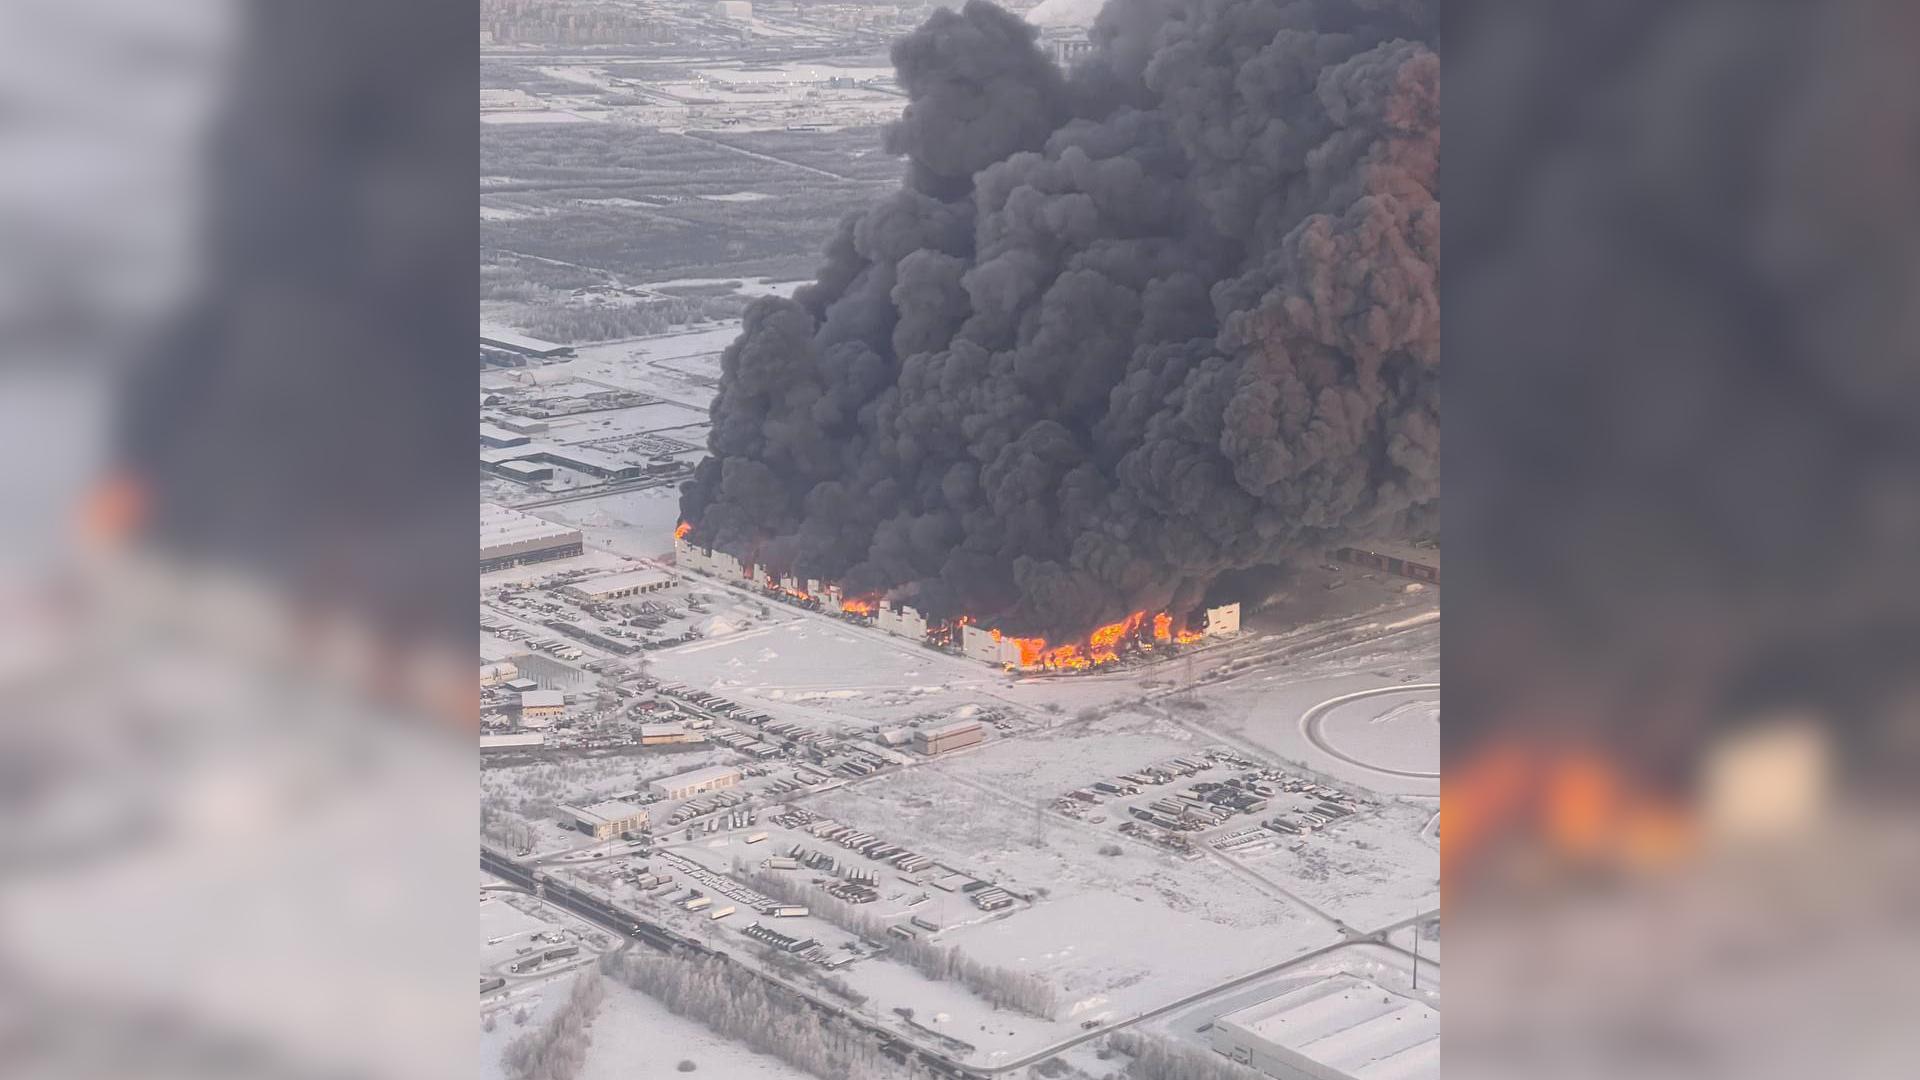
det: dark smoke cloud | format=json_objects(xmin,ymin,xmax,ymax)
[{"xmin": 682, "ymin": 0, "xmax": 1438, "ymax": 638}]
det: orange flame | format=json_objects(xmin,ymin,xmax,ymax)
[
  {"xmin": 1153, "ymin": 613, "xmax": 1172, "ymax": 642},
  {"xmin": 1010, "ymin": 636, "xmax": 1047, "ymax": 666},
  {"xmin": 674, "ymin": 521, "xmax": 692, "ymax": 540},
  {"xmin": 1444, "ymin": 741, "xmax": 1700, "ymax": 897},
  {"xmin": 840, "ymin": 597, "xmax": 877, "ymax": 616}
]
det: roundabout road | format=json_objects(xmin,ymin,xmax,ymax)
[{"xmin": 1299, "ymin": 683, "xmax": 1440, "ymax": 780}]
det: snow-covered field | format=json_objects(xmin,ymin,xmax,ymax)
[
  {"xmin": 805, "ymin": 768, "xmax": 1344, "ymax": 1034},
  {"xmin": 579, "ymin": 982, "xmax": 815, "ymax": 1080}
]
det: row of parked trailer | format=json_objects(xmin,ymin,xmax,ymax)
[
  {"xmin": 665, "ymin": 791, "xmax": 753, "ymax": 828},
  {"xmin": 507, "ymin": 944, "xmax": 580, "ymax": 973},
  {"xmin": 1265, "ymin": 797, "xmax": 1357, "ymax": 835},
  {"xmin": 799, "ymin": 819, "xmax": 937, "ymax": 874},
  {"xmin": 656, "ymin": 851, "xmax": 778, "ymax": 912},
  {"xmin": 822, "ymin": 746, "xmax": 893, "ymax": 777},
  {"xmin": 708, "ymin": 728, "xmax": 783, "ymax": 758},
  {"xmin": 741, "ymin": 922, "xmax": 820, "ymax": 956},
  {"xmin": 957, "ymin": 879, "xmax": 1016, "ymax": 911}
]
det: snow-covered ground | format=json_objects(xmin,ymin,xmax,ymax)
[
  {"xmin": 579, "ymin": 982, "xmax": 815, "ymax": 1080},
  {"xmin": 803, "ymin": 768, "xmax": 1345, "ymax": 1051}
]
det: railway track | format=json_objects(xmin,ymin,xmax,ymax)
[{"xmin": 482, "ymin": 847, "xmax": 986, "ymax": 1078}]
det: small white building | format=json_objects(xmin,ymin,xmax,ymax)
[
  {"xmin": 1205, "ymin": 602, "xmax": 1242, "ymax": 637},
  {"xmin": 914, "ymin": 720, "xmax": 984, "ymax": 756},
  {"xmin": 566, "ymin": 567, "xmax": 675, "ymax": 602},
  {"xmin": 639, "ymin": 724, "xmax": 693, "ymax": 746},
  {"xmin": 560, "ymin": 800, "xmax": 650, "ymax": 840},
  {"xmin": 712, "ymin": 0, "xmax": 752, "ymax": 19},
  {"xmin": 520, "ymin": 689, "xmax": 566, "ymax": 723},
  {"xmin": 481, "ymin": 732, "xmax": 544, "ymax": 752},
  {"xmin": 649, "ymin": 764, "xmax": 742, "ymax": 801},
  {"xmin": 480, "ymin": 661, "xmax": 519, "ymax": 687}
]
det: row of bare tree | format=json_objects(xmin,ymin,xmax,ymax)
[
  {"xmin": 599, "ymin": 949, "xmax": 941, "ymax": 1080},
  {"xmin": 501, "ymin": 973, "xmax": 606, "ymax": 1080},
  {"xmin": 736, "ymin": 861, "xmax": 1058, "ymax": 1019}
]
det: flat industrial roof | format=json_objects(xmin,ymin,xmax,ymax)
[
  {"xmin": 481, "ymin": 502, "xmax": 581, "ymax": 551},
  {"xmin": 573, "ymin": 567, "xmax": 674, "ymax": 594},
  {"xmin": 920, "ymin": 719, "xmax": 983, "ymax": 738},
  {"xmin": 520, "ymin": 690, "xmax": 564, "ymax": 708},
  {"xmin": 1340, "ymin": 540, "xmax": 1440, "ymax": 570},
  {"xmin": 479, "ymin": 327, "xmax": 570, "ymax": 355},
  {"xmin": 562, "ymin": 799, "xmax": 648, "ymax": 825},
  {"xmin": 654, "ymin": 764, "xmax": 740, "ymax": 786},
  {"xmin": 1219, "ymin": 974, "xmax": 1438, "ymax": 1080},
  {"xmin": 639, "ymin": 724, "xmax": 687, "ymax": 736},
  {"xmin": 480, "ymin": 732, "xmax": 543, "ymax": 748}
]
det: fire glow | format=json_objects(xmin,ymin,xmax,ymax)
[
  {"xmin": 1001, "ymin": 609, "xmax": 1202, "ymax": 672},
  {"xmin": 676, "ymin": 525, "xmax": 1210, "ymax": 673}
]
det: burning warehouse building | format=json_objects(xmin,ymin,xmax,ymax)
[
  {"xmin": 674, "ymin": 0, "xmax": 1438, "ymax": 654},
  {"xmin": 675, "ymin": 521, "xmax": 1241, "ymax": 671}
]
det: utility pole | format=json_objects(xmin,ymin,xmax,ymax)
[{"xmin": 1411, "ymin": 916, "xmax": 1420, "ymax": 990}]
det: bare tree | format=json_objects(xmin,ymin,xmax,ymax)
[
  {"xmin": 1105, "ymin": 1031, "xmax": 1266, "ymax": 1080},
  {"xmin": 501, "ymin": 973, "xmax": 607, "ymax": 1080},
  {"xmin": 734, "ymin": 862, "xmax": 1058, "ymax": 1019}
]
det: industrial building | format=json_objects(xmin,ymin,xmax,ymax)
[
  {"xmin": 481, "ymin": 502, "xmax": 583, "ymax": 572},
  {"xmin": 480, "ymin": 732, "xmax": 544, "ymax": 752},
  {"xmin": 479, "ymin": 329, "xmax": 575, "ymax": 359},
  {"xmin": 1207, "ymin": 974, "xmax": 1438, "ymax": 1080},
  {"xmin": 565, "ymin": 567, "xmax": 675, "ymax": 602},
  {"xmin": 650, "ymin": 764, "xmax": 742, "ymax": 800},
  {"xmin": 480, "ymin": 422, "xmax": 530, "ymax": 448},
  {"xmin": 913, "ymin": 720, "xmax": 984, "ymax": 756},
  {"xmin": 674, "ymin": 535, "xmax": 752, "ymax": 581},
  {"xmin": 1330, "ymin": 543, "xmax": 1440, "ymax": 585},
  {"xmin": 639, "ymin": 724, "xmax": 692, "ymax": 746},
  {"xmin": 480, "ymin": 661, "xmax": 519, "ymax": 686},
  {"xmin": 495, "ymin": 459, "xmax": 553, "ymax": 482},
  {"xmin": 481, "ymin": 442, "xmax": 646, "ymax": 481},
  {"xmin": 520, "ymin": 689, "xmax": 565, "ymax": 720},
  {"xmin": 560, "ymin": 800, "xmax": 650, "ymax": 839},
  {"xmin": 492, "ymin": 416, "xmax": 549, "ymax": 436}
]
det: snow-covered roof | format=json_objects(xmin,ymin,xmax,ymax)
[{"xmin": 1219, "ymin": 974, "xmax": 1439, "ymax": 1080}]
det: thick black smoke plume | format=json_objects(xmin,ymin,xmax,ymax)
[{"xmin": 681, "ymin": 0, "xmax": 1438, "ymax": 639}]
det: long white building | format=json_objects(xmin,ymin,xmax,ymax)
[
  {"xmin": 649, "ymin": 764, "xmax": 742, "ymax": 801},
  {"xmin": 1208, "ymin": 974, "xmax": 1437, "ymax": 1080}
]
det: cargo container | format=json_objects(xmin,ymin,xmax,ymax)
[
  {"xmin": 684, "ymin": 896, "xmax": 712, "ymax": 911},
  {"xmin": 745, "ymin": 831, "xmax": 769, "ymax": 844},
  {"xmin": 768, "ymin": 905, "xmax": 809, "ymax": 918},
  {"xmin": 708, "ymin": 905, "xmax": 736, "ymax": 920},
  {"xmin": 543, "ymin": 946, "xmax": 579, "ymax": 961},
  {"xmin": 765, "ymin": 857, "xmax": 799, "ymax": 870}
]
